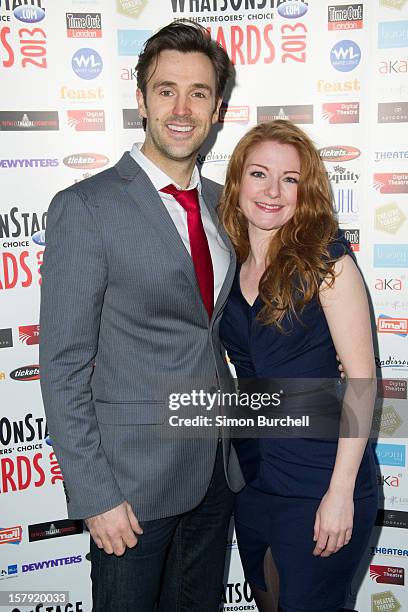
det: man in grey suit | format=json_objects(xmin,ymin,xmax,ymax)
[{"xmin": 40, "ymin": 20, "xmax": 243, "ymax": 612}]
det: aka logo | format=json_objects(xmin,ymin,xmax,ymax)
[
  {"xmin": 72, "ymin": 48, "xmax": 102, "ymax": 80},
  {"xmin": 330, "ymin": 40, "xmax": 361, "ymax": 72},
  {"xmin": 375, "ymin": 278, "xmax": 404, "ymax": 292}
]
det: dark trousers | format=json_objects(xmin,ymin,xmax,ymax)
[{"xmin": 90, "ymin": 444, "xmax": 235, "ymax": 612}]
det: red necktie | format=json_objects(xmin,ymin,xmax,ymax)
[{"xmin": 161, "ymin": 184, "xmax": 214, "ymax": 319}]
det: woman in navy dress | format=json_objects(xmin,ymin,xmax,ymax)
[{"xmin": 219, "ymin": 120, "xmax": 378, "ymax": 612}]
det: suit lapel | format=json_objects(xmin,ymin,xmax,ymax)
[{"xmin": 117, "ymin": 153, "xmax": 206, "ymax": 316}]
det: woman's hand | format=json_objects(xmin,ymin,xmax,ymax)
[{"xmin": 312, "ymin": 488, "xmax": 354, "ymax": 557}]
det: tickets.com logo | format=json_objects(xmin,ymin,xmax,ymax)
[
  {"xmin": 63, "ymin": 153, "xmax": 109, "ymax": 169},
  {"xmin": 319, "ymin": 145, "xmax": 361, "ymax": 162},
  {"xmin": 9, "ymin": 365, "xmax": 40, "ymax": 381}
]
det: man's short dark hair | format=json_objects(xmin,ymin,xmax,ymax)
[{"xmin": 136, "ymin": 19, "xmax": 234, "ymax": 102}]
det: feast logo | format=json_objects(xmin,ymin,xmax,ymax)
[
  {"xmin": 257, "ymin": 104, "xmax": 313, "ymax": 124},
  {"xmin": 317, "ymin": 78, "xmax": 360, "ymax": 93},
  {"xmin": 19, "ymin": 325, "xmax": 40, "ymax": 346},
  {"xmin": 9, "ymin": 365, "xmax": 40, "ymax": 381},
  {"xmin": 63, "ymin": 153, "xmax": 109, "ymax": 169},
  {"xmin": 370, "ymin": 565, "xmax": 404, "ymax": 585},
  {"xmin": 328, "ymin": 4, "xmax": 363, "ymax": 30},
  {"xmin": 322, "ymin": 101, "xmax": 359, "ymax": 123},
  {"xmin": 374, "ymin": 173, "xmax": 408, "ymax": 193},
  {"xmin": 377, "ymin": 315, "xmax": 408, "ymax": 336},
  {"xmin": 28, "ymin": 518, "xmax": 83, "ymax": 542},
  {"xmin": 219, "ymin": 105, "xmax": 249, "ymax": 123},
  {"xmin": 67, "ymin": 109, "xmax": 105, "ymax": 131},
  {"xmin": 66, "ymin": 13, "xmax": 102, "ymax": 38},
  {"xmin": 378, "ymin": 378, "xmax": 407, "ymax": 399},
  {"xmin": 60, "ymin": 85, "xmax": 104, "ymax": 100},
  {"xmin": 319, "ymin": 146, "xmax": 360, "ymax": 162},
  {"xmin": 0, "ymin": 525, "xmax": 22, "ymax": 544}
]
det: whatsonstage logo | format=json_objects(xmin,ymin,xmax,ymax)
[
  {"xmin": 257, "ymin": 104, "xmax": 313, "ymax": 124},
  {"xmin": 28, "ymin": 518, "xmax": 83, "ymax": 542},
  {"xmin": 0, "ymin": 111, "xmax": 58, "ymax": 131}
]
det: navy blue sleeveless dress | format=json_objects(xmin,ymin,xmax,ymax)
[{"xmin": 220, "ymin": 237, "xmax": 378, "ymax": 612}]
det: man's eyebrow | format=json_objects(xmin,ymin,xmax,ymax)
[
  {"xmin": 247, "ymin": 163, "xmax": 300, "ymax": 174},
  {"xmin": 152, "ymin": 80, "xmax": 213, "ymax": 92}
]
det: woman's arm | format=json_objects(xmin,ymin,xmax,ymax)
[{"xmin": 313, "ymin": 254, "xmax": 377, "ymax": 557}]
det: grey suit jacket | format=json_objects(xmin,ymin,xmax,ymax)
[{"xmin": 39, "ymin": 152, "xmax": 244, "ymax": 520}]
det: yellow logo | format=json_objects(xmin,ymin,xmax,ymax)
[
  {"xmin": 117, "ymin": 0, "xmax": 148, "ymax": 19},
  {"xmin": 375, "ymin": 202, "xmax": 406, "ymax": 234}
]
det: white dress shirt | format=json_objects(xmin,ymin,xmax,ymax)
[{"xmin": 130, "ymin": 143, "xmax": 230, "ymax": 304}]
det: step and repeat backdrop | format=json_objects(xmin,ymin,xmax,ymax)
[{"xmin": 1, "ymin": 1, "xmax": 408, "ymax": 611}]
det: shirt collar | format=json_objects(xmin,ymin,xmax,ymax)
[{"xmin": 130, "ymin": 142, "xmax": 202, "ymax": 194}]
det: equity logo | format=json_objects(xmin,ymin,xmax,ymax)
[
  {"xmin": 322, "ymin": 101, "xmax": 359, "ymax": 123},
  {"xmin": 67, "ymin": 109, "xmax": 105, "ymax": 131},
  {"xmin": 18, "ymin": 325, "xmax": 40, "ymax": 346},
  {"xmin": 66, "ymin": 13, "xmax": 102, "ymax": 38},
  {"xmin": 330, "ymin": 40, "xmax": 361, "ymax": 72},
  {"xmin": 257, "ymin": 105, "xmax": 313, "ymax": 124},
  {"xmin": 63, "ymin": 153, "xmax": 109, "ymax": 169},
  {"xmin": 72, "ymin": 48, "xmax": 102, "ymax": 80},
  {"xmin": 0, "ymin": 526, "xmax": 22, "ymax": 544},
  {"xmin": 327, "ymin": 165, "xmax": 360, "ymax": 184},
  {"xmin": 377, "ymin": 315, "xmax": 408, "ymax": 336},
  {"xmin": 328, "ymin": 4, "xmax": 363, "ymax": 30}
]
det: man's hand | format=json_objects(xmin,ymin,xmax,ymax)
[
  {"xmin": 85, "ymin": 501, "xmax": 143, "ymax": 556},
  {"xmin": 336, "ymin": 354, "xmax": 345, "ymax": 379}
]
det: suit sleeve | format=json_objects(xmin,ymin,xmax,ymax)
[{"xmin": 39, "ymin": 188, "xmax": 125, "ymax": 519}]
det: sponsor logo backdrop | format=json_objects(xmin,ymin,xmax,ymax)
[{"xmin": 0, "ymin": 1, "xmax": 407, "ymax": 610}]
